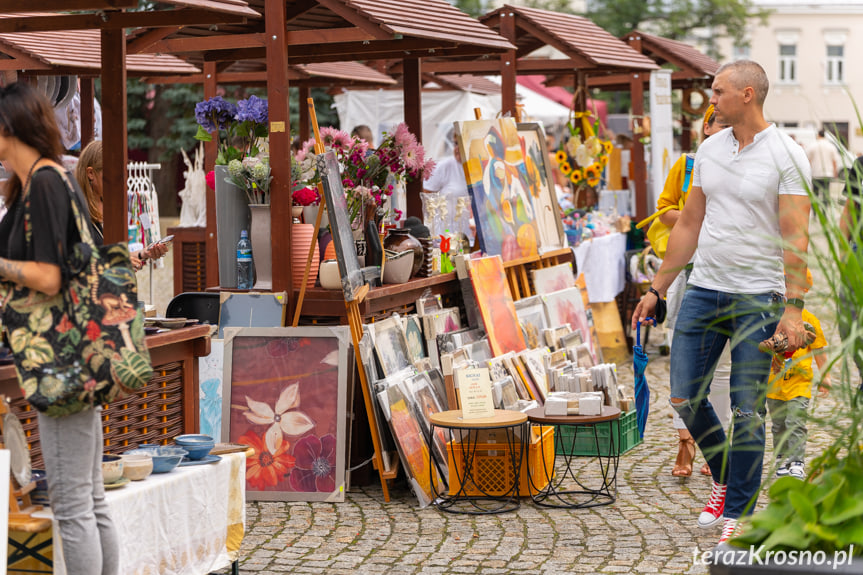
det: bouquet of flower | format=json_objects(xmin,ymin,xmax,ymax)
[
  {"xmin": 195, "ymin": 95, "xmax": 269, "ymax": 165},
  {"xmin": 225, "ymin": 155, "xmax": 272, "ymax": 204},
  {"xmin": 555, "ymin": 112, "xmax": 612, "ymax": 189},
  {"xmin": 294, "ymin": 124, "xmax": 435, "ymax": 225}
]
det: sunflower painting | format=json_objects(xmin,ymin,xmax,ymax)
[
  {"xmin": 222, "ymin": 326, "xmax": 350, "ymax": 502},
  {"xmin": 454, "ymin": 118, "xmax": 543, "ymax": 261}
]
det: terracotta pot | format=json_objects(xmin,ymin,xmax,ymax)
[
  {"xmin": 291, "ymin": 223, "xmax": 319, "ymax": 290},
  {"xmin": 249, "ymin": 204, "xmax": 271, "ymax": 290},
  {"xmin": 383, "ymin": 228, "xmax": 423, "ymax": 277}
]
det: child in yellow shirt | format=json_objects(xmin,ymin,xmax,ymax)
[{"xmin": 767, "ymin": 270, "xmax": 830, "ymax": 479}]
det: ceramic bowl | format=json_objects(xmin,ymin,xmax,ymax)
[
  {"xmin": 174, "ymin": 434, "xmax": 214, "ymax": 460},
  {"xmin": 102, "ymin": 454, "xmax": 124, "ymax": 485},
  {"xmin": 174, "ymin": 434, "xmax": 214, "ymax": 444},
  {"xmin": 382, "ymin": 249, "xmax": 414, "ymax": 284},
  {"xmin": 318, "ymin": 260, "xmax": 341, "ymax": 290},
  {"xmin": 120, "ymin": 454, "xmax": 153, "ymax": 481},
  {"xmin": 126, "ymin": 447, "xmax": 186, "ymax": 474}
]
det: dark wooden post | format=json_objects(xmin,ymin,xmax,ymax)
[
  {"xmin": 403, "ymin": 57, "xmax": 422, "ymax": 219},
  {"xmin": 680, "ymin": 108, "xmax": 692, "ymax": 152},
  {"xmin": 100, "ymin": 28, "xmax": 127, "ymax": 245},
  {"xmin": 266, "ymin": 0, "xmax": 293, "ymax": 297},
  {"xmin": 80, "ymin": 77, "xmax": 94, "ymax": 150},
  {"xmin": 298, "ymin": 85, "xmax": 311, "ymax": 144},
  {"xmin": 203, "ymin": 61, "xmax": 219, "ymax": 288},
  {"xmin": 500, "ymin": 9, "xmax": 517, "ymax": 118}
]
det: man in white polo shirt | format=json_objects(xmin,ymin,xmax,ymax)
[{"xmin": 632, "ymin": 60, "xmax": 812, "ymax": 544}]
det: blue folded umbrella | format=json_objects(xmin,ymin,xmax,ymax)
[{"xmin": 634, "ymin": 318, "xmax": 656, "ymax": 439}]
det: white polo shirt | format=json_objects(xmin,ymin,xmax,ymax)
[{"xmin": 689, "ymin": 124, "xmax": 811, "ymax": 294}]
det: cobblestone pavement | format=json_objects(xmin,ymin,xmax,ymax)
[{"xmin": 213, "ymin": 333, "xmax": 849, "ymax": 575}]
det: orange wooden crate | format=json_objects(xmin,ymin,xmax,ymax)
[{"xmin": 446, "ymin": 425, "xmax": 554, "ymax": 497}]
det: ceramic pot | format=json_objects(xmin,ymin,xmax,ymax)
[
  {"xmin": 382, "ymin": 249, "xmax": 414, "ymax": 284},
  {"xmin": 384, "ymin": 228, "xmax": 423, "ymax": 277},
  {"xmin": 292, "ymin": 205, "xmax": 303, "ymax": 219},
  {"xmin": 319, "ymin": 260, "xmax": 341, "ymax": 290},
  {"xmin": 291, "ymin": 223, "xmax": 319, "ymax": 290},
  {"xmin": 214, "ymin": 165, "xmax": 250, "ymax": 288},
  {"xmin": 249, "ymin": 204, "xmax": 271, "ymax": 290}
]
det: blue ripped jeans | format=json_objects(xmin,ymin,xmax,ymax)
[{"xmin": 670, "ymin": 286, "xmax": 782, "ymax": 519}]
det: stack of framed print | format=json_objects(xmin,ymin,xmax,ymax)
[
  {"xmin": 541, "ymin": 287, "xmax": 597, "ymax": 363},
  {"xmin": 371, "ymin": 315, "xmax": 413, "ymax": 378},
  {"xmin": 468, "ymin": 255, "xmax": 526, "ymax": 356},
  {"xmin": 514, "ymin": 295, "xmax": 548, "ymax": 349},
  {"xmin": 531, "ymin": 262, "xmax": 575, "ymax": 295},
  {"xmin": 222, "ymin": 327, "xmax": 350, "ymax": 502}
]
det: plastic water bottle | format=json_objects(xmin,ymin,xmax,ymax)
[{"xmin": 237, "ymin": 230, "xmax": 253, "ymax": 289}]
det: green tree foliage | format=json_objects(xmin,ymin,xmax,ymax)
[{"xmin": 585, "ymin": 0, "xmax": 769, "ymax": 60}]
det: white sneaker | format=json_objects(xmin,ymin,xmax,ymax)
[
  {"xmin": 698, "ymin": 481, "xmax": 727, "ymax": 528},
  {"xmin": 775, "ymin": 463, "xmax": 790, "ymax": 478},
  {"xmin": 718, "ymin": 518, "xmax": 739, "ymax": 544},
  {"xmin": 788, "ymin": 461, "xmax": 805, "ymax": 479}
]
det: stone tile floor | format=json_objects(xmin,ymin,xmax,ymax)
[{"xmin": 213, "ymin": 335, "xmax": 849, "ymax": 575}]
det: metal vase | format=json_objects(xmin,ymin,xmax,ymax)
[{"xmin": 214, "ymin": 164, "xmax": 250, "ymax": 288}]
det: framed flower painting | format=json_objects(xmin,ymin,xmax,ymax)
[{"xmin": 222, "ymin": 326, "xmax": 350, "ymax": 502}]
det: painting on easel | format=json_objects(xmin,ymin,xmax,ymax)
[{"xmin": 317, "ymin": 151, "xmax": 364, "ymax": 302}]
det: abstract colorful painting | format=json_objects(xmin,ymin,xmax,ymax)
[
  {"xmin": 455, "ymin": 118, "xmax": 542, "ymax": 260},
  {"xmin": 469, "ymin": 255, "xmax": 526, "ymax": 357},
  {"xmin": 198, "ymin": 340, "xmax": 224, "ymax": 443},
  {"xmin": 222, "ymin": 327, "xmax": 349, "ymax": 502},
  {"xmin": 518, "ymin": 123, "xmax": 565, "ymax": 252},
  {"xmin": 541, "ymin": 287, "xmax": 597, "ymax": 363}
]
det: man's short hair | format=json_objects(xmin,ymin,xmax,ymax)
[
  {"xmin": 716, "ymin": 60, "xmax": 769, "ymax": 107},
  {"xmin": 818, "ymin": 129, "xmax": 826, "ymax": 138}
]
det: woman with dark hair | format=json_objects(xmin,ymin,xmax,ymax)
[
  {"xmin": 0, "ymin": 82, "xmax": 119, "ymax": 575},
  {"xmin": 75, "ymin": 139, "xmax": 168, "ymax": 269}
]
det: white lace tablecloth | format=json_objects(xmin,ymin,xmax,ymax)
[
  {"xmin": 35, "ymin": 451, "xmax": 246, "ymax": 575},
  {"xmin": 573, "ymin": 232, "xmax": 628, "ymax": 303}
]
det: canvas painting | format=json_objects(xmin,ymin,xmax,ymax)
[
  {"xmin": 422, "ymin": 307, "xmax": 462, "ymax": 340},
  {"xmin": 514, "ymin": 295, "xmax": 548, "ymax": 349},
  {"xmin": 198, "ymin": 339, "xmax": 224, "ymax": 443},
  {"xmin": 455, "ymin": 118, "xmax": 542, "ymax": 260},
  {"xmin": 487, "ymin": 353, "xmax": 513, "ymax": 383},
  {"xmin": 502, "ymin": 354, "xmax": 534, "ymax": 401},
  {"xmin": 403, "ymin": 373, "xmax": 449, "ymax": 482},
  {"xmin": 532, "ymin": 262, "xmax": 575, "ymax": 295},
  {"xmin": 542, "ymin": 287, "xmax": 596, "ymax": 361},
  {"xmin": 222, "ymin": 327, "xmax": 349, "ymax": 502},
  {"xmin": 522, "ymin": 348, "xmax": 549, "ymax": 399},
  {"xmin": 384, "ymin": 383, "xmax": 443, "ymax": 507},
  {"xmin": 403, "ymin": 315, "xmax": 426, "ymax": 363},
  {"xmin": 372, "ymin": 316, "xmax": 412, "ymax": 378},
  {"xmin": 469, "ymin": 255, "xmax": 526, "ymax": 356},
  {"xmin": 518, "ymin": 123, "xmax": 565, "ymax": 252},
  {"xmin": 492, "ymin": 376, "xmax": 521, "ymax": 411}
]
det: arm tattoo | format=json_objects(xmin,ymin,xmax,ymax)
[{"xmin": 0, "ymin": 258, "xmax": 25, "ymax": 284}]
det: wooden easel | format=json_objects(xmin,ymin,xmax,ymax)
[{"xmin": 291, "ymin": 99, "xmax": 398, "ymax": 501}]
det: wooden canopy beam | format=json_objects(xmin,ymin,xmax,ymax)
[
  {"xmin": 4, "ymin": 0, "xmax": 136, "ymax": 10},
  {"xmin": 0, "ymin": 10, "xmax": 248, "ymax": 33},
  {"xmin": 148, "ymin": 33, "xmax": 266, "ymax": 54},
  {"xmin": 285, "ymin": 0, "xmax": 318, "ymax": 23},
  {"xmin": 126, "ymin": 26, "xmax": 180, "ymax": 54},
  {"xmin": 404, "ymin": 57, "xmax": 423, "ymax": 219},
  {"xmin": 100, "ymin": 27, "xmax": 128, "ymax": 245}
]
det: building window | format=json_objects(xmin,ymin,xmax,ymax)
[
  {"xmin": 732, "ymin": 45, "xmax": 750, "ymax": 60},
  {"xmin": 826, "ymin": 45, "xmax": 844, "ymax": 84},
  {"xmin": 778, "ymin": 44, "xmax": 797, "ymax": 83}
]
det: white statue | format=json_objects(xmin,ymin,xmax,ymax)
[{"xmin": 179, "ymin": 143, "xmax": 207, "ymax": 227}]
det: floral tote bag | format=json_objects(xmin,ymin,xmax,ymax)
[{"xmin": 0, "ymin": 167, "xmax": 153, "ymax": 417}]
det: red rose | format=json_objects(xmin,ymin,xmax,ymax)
[{"xmin": 206, "ymin": 170, "xmax": 216, "ymax": 191}]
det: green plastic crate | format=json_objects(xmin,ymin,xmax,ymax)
[{"xmin": 555, "ymin": 409, "xmax": 642, "ymax": 456}]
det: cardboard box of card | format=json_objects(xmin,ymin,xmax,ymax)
[{"xmin": 545, "ymin": 391, "xmax": 604, "ymax": 416}]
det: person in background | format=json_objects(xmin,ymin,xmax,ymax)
[
  {"xmin": 806, "ymin": 129, "xmax": 839, "ymax": 200},
  {"xmin": 75, "ymin": 140, "xmax": 168, "ymax": 270},
  {"xmin": 654, "ymin": 105, "xmax": 732, "ymax": 478},
  {"xmin": 0, "ymin": 81, "xmax": 119, "ymax": 575},
  {"xmin": 839, "ymin": 155, "xmax": 863, "ymax": 382},
  {"xmin": 350, "ymin": 124, "xmax": 374, "ymax": 146},
  {"xmin": 423, "ymin": 128, "xmax": 474, "ymax": 244},
  {"xmin": 767, "ymin": 269, "xmax": 829, "ymax": 480}
]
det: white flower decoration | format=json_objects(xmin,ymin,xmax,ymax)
[
  {"xmin": 244, "ymin": 382, "xmax": 315, "ymax": 454},
  {"xmin": 575, "ymin": 144, "xmax": 592, "ymax": 168}
]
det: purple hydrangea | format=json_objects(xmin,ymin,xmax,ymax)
[
  {"xmin": 236, "ymin": 95, "xmax": 268, "ymax": 124},
  {"xmin": 195, "ymin": 96, "xmax": 237, "ymax": 132}
]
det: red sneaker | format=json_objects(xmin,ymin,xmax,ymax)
[
  {"xmin": 718, "ymin": 518, "xmax": 739, "ymax": 544},
  {"xmin": 698, "ymin": 481, "xmax": 726, "ymax": 528}
]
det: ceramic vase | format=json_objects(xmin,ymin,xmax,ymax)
[
  {"xmin": 291, "ymin": 223, "xmax": 319, "ymax": 290},
  {"xmin": 383, "ymin": 228, "xmax": 423, "ymax": 277},
  {"xmin": 249, "ymin": 204, "xmax": 271, "ymax": 290},
  {"xmin": 303, "ymin": 205, "xmax": 328, "ymax": 229},
  {"xmin": 214, "ymin": 165, "xmax": 250, "ymax": 288}
]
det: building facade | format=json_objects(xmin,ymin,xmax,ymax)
[{"xmin": 716, "ymin": 0, "xmax": 863, "ymax": 154}]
